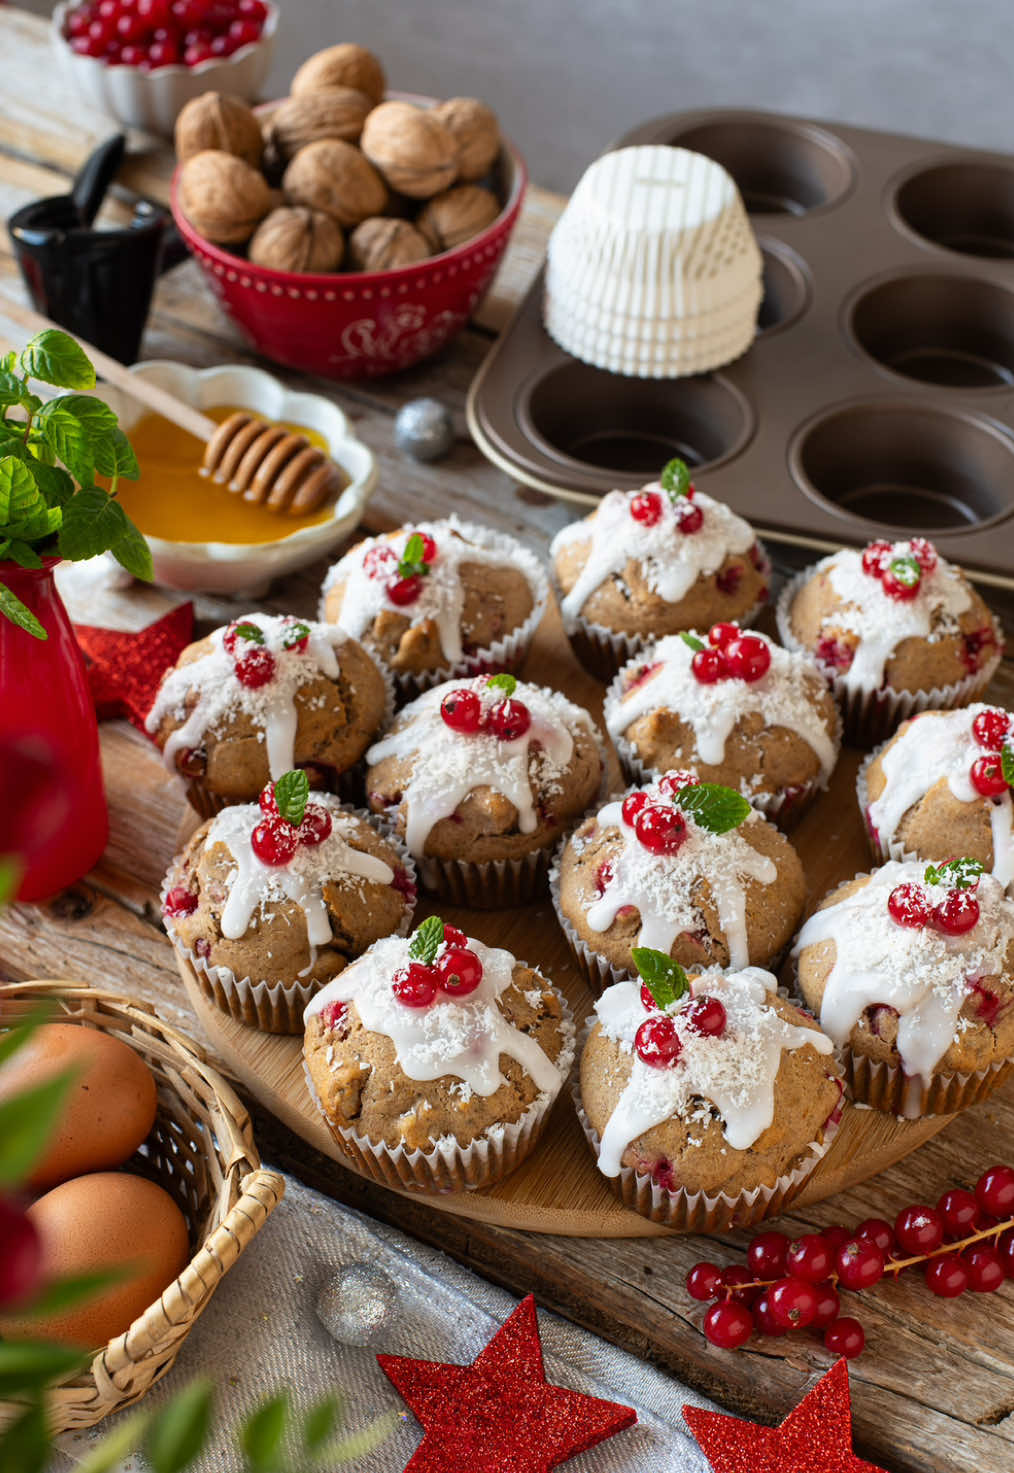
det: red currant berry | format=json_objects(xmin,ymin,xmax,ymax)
[
  {"xmin": 811, "ymin": 1280, "xmax": 841, "ymax": 1330},
  {"xmin": 768, "ymin": 1277, "xmax": 818, "ymax": 1330},
  {"xmin": 747, "ymin": 1231, "xmax": 789, "ymax": 1280},
  {"xmin": 718, "ymin": 1265, "xmax": 759, "ymax": 1302},
  {"xmin": 881, "ymin": 567, "xmax": 921, "ymax": 601},
  {"xmin": 406, "ymin": 530, "xmax": 436, "ymax": 563},
  {"xmin": 855, "ymin": 1218, "xmax": 895, "ymax": 1257},
  {"xmin": 703, "ymin": 1299, "xmax": 754, "ymax": 1349},
  {"xmin": 753, "ymin": 1292, "xmax": 787, "ymax": 1337},
  {"xmin": 708, "ymin": 622, "xmax": 740, "ymax": 648},
  {"xmin": 715, "ymin": 565, "xmax": 742, "ymax": 596},
  {"xmin": 821, "ymin": 1224, "xmax": 851, "ymax": 1254},
  {"xmin": 685, "ymin": 996, "xmax": 727, "ymax": 1038},
  {"xmin": 887, "ymin": 882, "xmax": 931, "ymax": 929},
  {"xmin": 137, "ymin": 0, "xmax": 170, "ymax": 22},
  {"xmin": 488, "ymin": 698, "xmax": 531, "ymax": 742},
  {"xmin": 975, "ymin": 1164, "xmax": 1014, "ymax": 1218},
  {"xmin": 440, "ymin": 688, "xmax": 484, "ymax": 734},
  {"xmin": 386, "ymin": 574, "xmax": 423, "ymax": 606},
  {"xmin": 861, "ymin": 540, "xmax": 893, "ymax": 577},
  {"xmin": 824, "ymin": 1317, "xmax": 865, "ymax": 1358},
  {"xmin": 363, "ymin": 543, "xmax": 397, "ymax": 579},
  {"xmin": 686, "ymin": 1262, "xmax": 724, "ymax": 1301},
  {"xmin": 639, "ymin": 982, "xmax": 658, "ymax": 1011},
  {"xmin": 967, "ymin": 1245, "xmax": 1006, "ymax": 1292},
  {"xmin": 972, "ymin": 708, "xmax": 1011, "ymax": 751},
  {"xmin": 634, "ymin": 1015, "xmax": 682, "ymax": 1068},
  {"xmin": 251, "ymin": 817, "xmax": 298, "ymax": 867},
  {"xmin": 656, "ymin": 770, "xmax": 699, "ymax": 797},
  {"xmin": 630, "ymin": 491, "xmax": 663, "ymax": 526},
  {"xmin": 691, "ymin": 647, "xmax": 726, "ymax": 684},
  {"xmin": 633, "ymin": 805, "xmax": 687, "ymax": 856},
  {"xmin": 593, "ymin": 861, "xmax": 614, "ymax": 898},
  {"xmin": 298, "ymin": 805, "xmax": 332, "ymax": 847},
  {"xmin": 319, "ymin": 1000, "xmax": 348, "ymax": 1034},
  {"xmin": 442, "ymin": 924, "xmax": 468, "ymax": 948},
  {"xmin": 894, "ymin": 1204, "xmax": 945, "ymax": 1256},
  {"xmin": 0, "ymin": 1199, "xmax": 43, "ymax": 1308},
  {"xmin": 836, "ymin": 1238, "xmax": 885, "ymax": 1290},
  {"xmin": 621, "ymin": 791, "xmax": 649, "ymax": 826},
  {"xmin": 784, "ymin": 1234, "xmax": 833, "ymax": 1284},
  {"xmin": 925, "ymin": 1255, "xmax": 970, "ymax": 1298},
  {"xmin": 234, "ymin": 647, "xmax": 276, "ymax": 688},
  {"xmin": 436, "ymin": 946, "xmax": 483, "ymax": 997},
  {"xmin": 938, "ymin": 1187, "xmax": 982, "ymax": 1239},
  {"xmin": 392, "ymin": 963, "xmax": 437, "ymax": 1008},
  {"xmin": 970, "ymin": 754, "xmax": 1008, "ymax": 797},
  {"xmin": 723, "ymin": 634, "xmax": 772, "ymax": 683},
  {"xmin": 675, "ymin": 501, "xmax": 704, "ymax": 534},
  {"xmin": 909, "ymin": 537, "xmax": 938, "ymax": 575},
  {"xmin": 933, "ymin": 889, "xmax": 980, "ymax": 936},
  {"xmin": 164, "ymin": 886, "xmax": 198, "ymax": 918},
  {"xmin": 998, "ymin": 1228, "xmax": 1014, "ymax": 1277}
]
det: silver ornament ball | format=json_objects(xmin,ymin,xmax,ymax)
[
  {"xmin": 395, "ymin": 397, "xmax": 455, "ymax": 461},
  {"xmin": 315, "ymin": 1261, "xmax": 400, "ymax": 1348}
]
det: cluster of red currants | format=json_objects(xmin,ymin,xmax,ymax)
[
  {"xmin": 634, "ymin": 985, "xmax": 727, "ymax": 1069},
  {"xmin": 968, "ymin": 708, "xmax": 1013, "ymax": 798},
  {"xmin": 392, "ymin": 926, "xmax": 483, "ymax": 1008},
  {"xmin": 440, "ymin": 684, "xmax": 532, "ymax": 742},
  {"xmin": 251, "ymin": 781, "xmax": 332, "ymax": 866},
  {"xmin": 860, "ymin": 537, "xmax": 937, "ymax": 601},
  {"xmin": 224, "ymin": 617, "xmax": 308, "ymax": 691},
  {"xmin": 619, "ymin": 770, "xmax": 699, "ymax": 857},
  {"xmin": 63, "ymin": 0, "xmax": 269, "ymax": 68},
  {"xmin": 629, "ymin": 487, "xmax": 703, "ymax": 535},
  {"xmin": 0, "ymin": 1198, "xmax": 42, "ymax": 1311},
  {"xmin": 363, "ymin": 531, "xmax": 437, "ymax": 608},
  {"xmin": 687, "ymin": 1163, "xmax": 1014, "ymax": 1358},
  {"xmin": 886, "ymin": 864, "xmax": 983, "ymax": 938},
  {"xmin": 689, "ymin": 623, "xmax": 772, "ymax": 685}
]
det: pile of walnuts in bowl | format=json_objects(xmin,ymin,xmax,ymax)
[{"xmin": 174, "ymin": 41, "xmax": 504, "ymax": 274}]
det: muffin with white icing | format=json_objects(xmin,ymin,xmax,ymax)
[
  {"xmin": 303, "ymin": 916, "xmax": 575, "ymax": 1192},
  {"xmin": 577, "ymin": 950, "xmax": 842, "ymax": 1229},
  {"xmin": 794, "ymin": 857, "xmax": 1014, "ymax": 1117},
  {"xmin": 146, "ymin": 612, "xmax": 390, "ymax": 818},
  {"xmin": 320, "ymin": 516, "xmax": 548, "ymax": 696},
  {"xmin": 550, "ymin": 458, "xmax": 769, "ymax": 681},
  {"xmin": 365, "ymin": 673, "xmax": 604, "ymax": 907},
  {"xmin": 777, "ymin": 537, "xmax": 1003, "ymax": 746},
  {"xmin": 162, "ymin": 770, "xmax": 416, "ymax": 1033},
  {"xmin": 552, "ymin": 772, "xmax": 805, "ymax": 993},
  {"xmin": 605, "ymin": 624, "xmax": 839, "ymax": 825}
]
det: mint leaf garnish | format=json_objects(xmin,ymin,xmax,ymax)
[
  {"xmin": 408, "ymin": 915, "xmax": 444, "ymax": 966},
  {"xmin": 679, "ymin": 631, "xmax": 706, "ymax": 652},
  {"xmin": 660, "ymin": 457, "xmax": 691, "ymax": 501},
  {"xmin": 274, "ymin": 770, "xmax": 309, "ymax": 828},
  {"xmin": 19, "ymin": 329, "xmax": 95, "ymax": 390},
  {"xmin": 487, "ymin": 673, "xmax": 517, "ymax": 697},
  {"xmin": 674, "ymin": 782, "xmax": 752, "ymax": 834},
  {"xmin": 888, "ymin": 554, "xmax": 921, "ymax": 588},
  {"xmin": 632, "ymin": 947, "xmax": 689, "ymax": 1009},
  {"xmin": 925, "ymin": 857, "xmax": 984, "ymax": 890},
  {"xmin": 282, "ymin": 620, "xmax": 310, "ymax": 649},
  {"xmin": 1002, "ymin": 744, "xmax": 1014, "ymax": 790},
  {"xmin": 398, "ymin": 533, "xmax": 430, "ymax": 580},
  {"xmin": 233, "ymin": 621, "xmax": 265, "ymax": 646}
]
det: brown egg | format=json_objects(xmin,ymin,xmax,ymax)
[
  {"xmin": 0, "ymin": 1024, "xmax": 158, "ymax": 1190},
  {"xmin": 0, "ymin": 1173, "xmax": 190, "ymax": 1348}
]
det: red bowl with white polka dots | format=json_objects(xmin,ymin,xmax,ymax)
[{"xmin": 170, "ymin": 102, "xmax": 527, "ymax": 380}]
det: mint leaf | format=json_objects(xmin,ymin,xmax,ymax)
[
  {"xmin": 35, "ymin": 401, "xmax": 94, "ymax": 485},
  {"xmin": 145, "ymin": 1380, "xmax": 214, "ymax": 1473},
  {"xmin": 0, "ymin": 581, "xmax": 46, "ymax": 639},
  {"xmin": 110, "ymin": 515, "xmax": 153, "ymax": 582},
  {"xmin": 27, "ymin": 459, "xmax": 75, "ymax": 508},
  {"xmin": 273, "ymin": 769, "xmax": 309, "ymax": 827},
  {"xmin": 0, "ymin": 456, "xmax": 44, "ymax": 527},
  {"xmin": 408, "ymin": 915, "xmax": 445, "ymax": 966},
  {"xmin": 302, "ymin": 1395, "xmax": 341, "ymax": 1452},
  {"xmin": 282, "ymin": 620, "xmax": 311, "ymax": 649},
  {"xmin": 674, "ymin": 782, "xmax": 751, "ymax": 834},
  {"xmin": 927, "ymin": 857, "xmax": 984, "ymax": 890},
  {"xmin": 888, "ymin": 554, "xmax": 921, "ymax": 588},
  {"xmin": 679, "ymin": 631, "xmax": 706, "ymax": 652},
  {"xmin": 632, "ymin": 947, "xmax": 689, "ymax": 1009},
  {"xmin": 397, "ymin": 531, "xmax": 430, "ymax": 579},
  {"xmin": 0, "ymin": 856, "xmax": 20, "ymax": 905},
  {"xmin": 241, "ymin": 1391, "xmax": 290, "ymax": 1471},
  {"xmin": 3, "ymin": 540, "xmax": 45, "ymax": 569},
  {"xmin": 58, "ymin": 486, "xmax": 127, "ymax": 562},
  {"xmin": 101, "ymin": 426, "xmax": 141, "ymax": 481},
  {"xmin": 233, "ymin": 621, "xmax": 265, "ymax": 645},
  {"xmin": 0, "ymin": 368, "xmax": 26, "ymax": 408},
  {"xmin": 0, "ymin": 1341, "xmax": 88, "ymax": 1395},
  {"xmin": 1002, "ymin": 744, "xmax": 1014, "ymax": 790},
  {"xmin": 0, "ymin": 1067, "xmax": 79, "ymax": 1186},
  {"xmin": 19, "ymin": 329, "xmax": 95, "ymax": 390},
  {"xmin": 660, "ymin": 457, "xmax": 691, "ymax": 500},
  {"xmin": 924, "ymin": 862, "xmax": 943, "ymax": 887},
  {"xmin": 25, "ymin": 1266, "xmax": 127, "ymax": 1318},
  {"xmin": 487, "ymin": 673, "xmax": 517, "ymax": 697}
]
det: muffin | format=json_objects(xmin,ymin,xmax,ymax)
[
  {"xmin": 860, "ymin": 704, "xmax": 1014, "ymax": 883},
  {"xmin": 577, "ymin": 953, "xmax": 842, "ymax": 1229},
  {"xmin": 319, "ymin": 515, "xmax": 548, "ymax": 696},
  {"xmin": 552, "ymin": 771, "xmax": 804, "ymax": 993},
  {"xmin": 794, "ymin": 857, "xmax": 1014, "ymax": 1117},
  {"xmin": 550, "ymin": 458, "xmax": 769, "ymax": 681},
  {"xmin": 366, "ymin": 673, "xmax": 604, "ymax": 906},
  {"xmin": 146, "ymin": 611, "xmax": 390, "ymax": 817},
  {"xmin": 162, "ymin": 773, "xmax": 416, "ymax": 1033},
  {"xmin": 303, "ymin": 916, "xmax": 575, "ymax": 1192},
  {"xmin": 604, "ymin": 624, "xmax": 840, "ymax": 825},
  {"xmin": 776, "ymin": 537, "xmax": 1003, "ymax": 745}
]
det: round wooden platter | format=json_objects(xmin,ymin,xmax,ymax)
[{"xmin": 181, "ymin": 601, "xmax": 954, "ymax": 1237}]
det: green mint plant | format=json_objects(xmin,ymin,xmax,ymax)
[{"xmin": 0, "ymin": 329, "xmax": 151, "ymax": 640}]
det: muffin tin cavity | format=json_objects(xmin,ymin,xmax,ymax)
[
  {"xmin": 660, "ymin": 117, "xmax": 854, "ymax": 216},
  {"xmin": 848, "ymin": 273, "xmax": 1014, "ymax": 389},
  {"xmin": 757, "ymin": 240, "xmax": 810, "ymax": 333},
  {"xmin": 894, "ymin": 162, "xmax": 1014, "ymax": 259},
  {"xmin": 790, "ymin": 403, "xmax": 1014, "ymax": 532}
]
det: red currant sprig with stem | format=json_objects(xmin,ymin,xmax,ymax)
[
  {"xmin": 686, "ymin": 1163, "xmax": 1014, "ymax": 1356},
  {"xmin": 390, "ymin": 915, "xmax": 485, "ymax": 1008}
]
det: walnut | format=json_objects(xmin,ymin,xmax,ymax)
[
  {"xmin": 178, "ymin": 150, "xmax": 274, "ymax": 245},
  {"xmin": 282, "ymin": 139, "xmax": 388, "ymax": 227},
  {"xmin": 291, "ymin": 43, "xmax": 386, "ymax": 106},
  {"xmin": 348, "ymin": 217, "xmax": 430, "ymax": 271},
  {"xmin": 417, "ymin": 185, "xmax": 500, "ymax": 251},
  {"xmin": 262, "ymin": 87, "xmax": 372, "ymax": 169},
  {"xmin": 360, "ymin": 101, "xmax": 458, "ymax": 199},
  {"xmin": 431, "ymin": 98, "xmax": 500, "ymax": 182},
  {"xmin": 175, "ymin": 92, "xmax": 263, "ymax": 167},
  {"xmin": 248, "ymin": 206, "xmax": 345, "ymax": 273}
]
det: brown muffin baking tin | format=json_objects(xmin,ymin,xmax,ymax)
[{"xmin": 467, "ymin": 108, "xmax": 1014, "ymax": 589}]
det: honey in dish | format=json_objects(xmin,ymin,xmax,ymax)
[{"xmin": 115, "ymin": 406, "xmax": 339, "ymax": 544}]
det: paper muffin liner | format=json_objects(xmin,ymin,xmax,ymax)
[
  {"xmin": 855, "ymin": 740, "xmax": 899, "ymax": 865},
  {"xmin": 303, "ymin": 983, "xmax": 576, "ymax": 1194},
  {"xmin": 571, "ymin": 1019, "xmax": 840, "ymax": 1231},
  {"xmin": 775, "ymin": 567, "xmax": 1004, "ymax": 748},
  {"xmin": 161, "ymin": 809, "xmax": 417, "ymax": 1035}
]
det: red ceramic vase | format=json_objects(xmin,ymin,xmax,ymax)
[{"xmin": 0, "ymin": 559, "xmax": 108, "ymax": 901}]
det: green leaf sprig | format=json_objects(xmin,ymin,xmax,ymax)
[
  {"xmin": 924, "ymin": 857, "xmax": 985, "ymax": 890},
  {"xmin": 1001, "ymin": 745, "xmax": 1014, "ymax": 790},
  {"xmin": 632, "ymin": 948, "xmax": 689, "ymax": 1010},
  {"xmin": 679, "ymin": 631, "xmax": 706, "ymax": 653},
  {"xmin": 272, "ymin": 770, "xmax": 309, "ymax": 828},
  {"xmin": 887, "ymin": 553, "xmax": 921, "ymax": 589},
  {"xmin": 659, "ymin": 457, "xmax": 692, "ymax": 502},
  {"xmin": 487, "ymin": 673, "xmax": 517, "ymax": 697},
  {"xmin": 408, "ymin": 915, "xmax": 445, "ymax": 966},
  {"xmin": 397, "ymin": 532, "xmax": 431, "ymax": 581},
  {"xmin": 673, "ymin": 782, "xmax": 752, "ymax": 835}
]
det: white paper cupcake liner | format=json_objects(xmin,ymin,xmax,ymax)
[
  {"xmin": 775, "ymin": 567, "xmax": 1004, "ymax": 748},
  {"xmin": 303, "ymin": 984, "xmax": 576, "ymax": 1193},
  {"xmin": 161, "ymin": 809, "xmax": 417, "ymax": 1035},
  {"xmin": 856, "ymin": 740, "xmax": 899, "ymax": 865}
]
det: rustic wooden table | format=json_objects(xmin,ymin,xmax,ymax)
[{"xmin": 2, "ymin": 12, "xmax": 1014, "ymax": 1471}]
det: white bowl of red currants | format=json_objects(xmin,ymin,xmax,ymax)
[{"xmin": 52, "ymin": 0, "xmax": 277, "ymax": 137}]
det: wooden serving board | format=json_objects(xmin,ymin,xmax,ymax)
[{"xmin": 183, "ymin": 599, "xmax": 954, "ymax": 1236}]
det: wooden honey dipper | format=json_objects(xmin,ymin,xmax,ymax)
[{"xmin": 0, "ymin": 297, "xmax": 344, "ymax": 515}]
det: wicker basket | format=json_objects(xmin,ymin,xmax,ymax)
[{"xmin": 0, "ymin": 980, "xmax": 285, "ymax": 1432}]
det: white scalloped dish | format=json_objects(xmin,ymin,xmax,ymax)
[{"xmin": 114, "ymin": 361, "xmax": 377, "ymax": 596}]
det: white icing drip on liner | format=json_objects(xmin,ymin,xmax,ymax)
[
  {"xmin": 366, "ymin": 676, "xmax": 596, "ymax": 858},
  {"xmin": 145, "ymin": 613, "xmax": 348, "ymax": 779},
  {"xmin": 793, "ymin": 860, "xmax": 1014, "ymax": 1083},
  {"xmin": 592, "ymin": 968, "xmax": 831, "ymax": 1175},
  {"xmin": 305, "ymin": 934, "xmax": 565, "ymax": 1098},
  {"xmin": 550, "ymin": 485, "xmax": 756, "ymax": 622},
  {"xmin": 581, "ymin": 780, "xmax": 777, "ymax": 965},
  {"xmin": 868, "ymin": 706, "xmax": 1014, "ymax": 887},
  {"xmin": 606, "ymin": 631, "xmax": 837, "ymax": 777}
]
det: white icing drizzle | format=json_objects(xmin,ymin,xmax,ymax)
[
  {"xmin": 793, "ymin": 860, "xmax": 1014, "ymax": 1083},
  {"xmin": 305, "ymin": 934, "xmax": 565, "ymax": 1098},
  {"xmin": 206, "ymin": 798, "xmax": 394, "ymax": 959},
  {"xmin": 366, "ymin": 676, "xmax": 595, "ymax": 857},
  {"xmin": 321, "ymin": 515, "xmax": 536, "ymax": 667},
  {"xmin": 813, "ymin": 542, "xmax": 973, "ymax": 692},
  {"xmin": 868, "ymin": 706, "xmax": 1014, "ymax": 886},
  {"xmin": 550, "ymin": 485, "xmax": 756, "ymax": 622},
  {"xmin": 606, "ymin": 631, "xmax": 837, "ymax": 779},
  {"xmin": 592, "ymin": 968, "xmax": 832, "ymax": 1176},
  {"xmin": 580, "ymin": 777, "xmax": 777, "ymax": 965},
  {"xmin": 146, "ymin": 613, "xmax": 348, "ymax": 778}
]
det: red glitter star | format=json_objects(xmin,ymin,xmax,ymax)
[
  {"xmin": 74, "ymin": 603, "xmax": 194, "ymax": 733},
  {"xmin": 684, "ymin": 1359, "xmax": 887, "ymax": 1473},
  {"xmin": 377, "ymin": 1294, "xmax": 636, "ymax": 1472}
]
